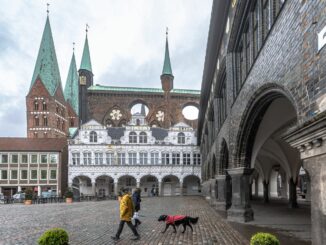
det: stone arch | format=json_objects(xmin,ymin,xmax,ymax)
[
  {"xmin": 181, "ymin": 101, "xmax": 200, "ymax": 110},
  {"xmin": 182, "ymin": 175, "xmax": 201, "ymax": 195},
  {"xmin": 233, "ymin": 83, "xmax": 299, "ymax": 168},
  {"xmin": 103, "ymin": 105, "xmax": 129, "ymax": 127},
  {"xmin": 72, "ymin": 175, "xmax": 92, "ymax": 197},
  {"xmin": 95, "ymin": 175, "xmax": 114, "ymax": 197},
  {"xmin": 161, "ymin": 175, "xmax": 181, "ymax": 196},
  {"xmin": 117, "ymin": 175, "xmax": 137, "ymax": 193},
  {"xmin": 128, "ymin": 99, "xmax": 150, "ymax": 111},
  {"xmin": 139, "ymin": 175, "xmax": 159, "ymax": 196}
]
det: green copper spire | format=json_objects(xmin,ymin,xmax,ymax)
[
  {"xmin": 30, "ymin": 16, "xmax": 62, "ymax": 96},
  {"xmin": 64, "ymin": 49, "xmax": 79, "ymax": 115},
  {"xmin": 162, "ymin": 28, "xmax": 173, "ymax": 76},
  {"xmin": 80, "ymin": 28, "xmax": 92, "ymax": 72}
]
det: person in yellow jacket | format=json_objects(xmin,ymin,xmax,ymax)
[{"xmin": 111, "ymin": 188, "xmax": 140, "ymax": 241}]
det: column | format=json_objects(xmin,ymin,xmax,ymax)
[
  {"xmin": 114, "ymin": 181, "xmax": 118, "ymax": 196},
  {"xmin": 179, "ymin": 181, "xmax": 183, "ymax": 196},
  {"xmin": 215, "ymin": 175, "xmax": 226, "ymax": 211},
  {"xmin": 288, "ymin": 177, "xmax": 298, "ymax": 208},
  {"xmin": 227, "ymin": 168, "xmax": 254, "ymax": 222},
  {"xmin": 37, "ymin": 185, "xmax": 41, "ymax": 197},
  {"xmin": 92, "ymin": 181, "xmax": 96, "ymax": 196},
  {"xmin": 158, "ymin": 181, "xmax": 162, "ymax": 196},
  {"xmin": 303, "ymin": 156, "xmax": 326, "ymax": 245},
  {"xmin": 136, "ymin": 181, "xmax": 140, "ymax": 188},
  {"xmin": 263, "ymin": 180, "xmax": 269, "ymax": 203}
]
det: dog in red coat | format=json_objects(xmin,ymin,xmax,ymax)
[{"xmin": 158, "ymin": 214, "xmax": 199, "ymax": 233}]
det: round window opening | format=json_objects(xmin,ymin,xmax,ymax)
[
  {"xmin": 182, "ymin": 106, "xmax": 199, "ymax": 120},
  {"xmin": 131, "ymin": 103, "xmax": 149, "ymax": 116}
]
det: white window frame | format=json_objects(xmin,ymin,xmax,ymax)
[{"xmin": 139, "ymin": 152, "xmax": 148, "ymax": 165}]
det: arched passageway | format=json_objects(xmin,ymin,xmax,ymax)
[
  {"xmin": 72, "ymin": 176, "xmax": 92, "ymax": 197},
  {"xmin": 182, "ymin": 175, "xmax": 201, "ymax": 195},
  {"xmin": 118, "ymin": 175, "xmax": 137, "ymax": 193},
  {"xmin": 95, "ymin": 175, "xmax": 114, "ymax": 197},
  {"xmin": 229, "ymin": 89, "xmax": 311, "ymax": 228},
  {"xmin": 161, "ymin": 175, "xmax": 180, "ymax": 196},
  {"xmin": 140, "ymin": 175, "xmax": 159, "ymax": 197}
]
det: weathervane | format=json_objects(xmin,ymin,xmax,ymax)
[
  {"xmin": 46, "ymin": 3, "xmax": 50, "ymax": 15},
  {"xmin": 166, "ymin": 27, "xmax": 169, "ymax": 38},
  {"xmin": 86, "ymin": 24, "xmax": 90, "ymax": 33},
  {"xmin": 73, "ymin": 42, "xmax": 75, "ymax": 52}
]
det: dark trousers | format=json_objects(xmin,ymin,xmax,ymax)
[{"xmin": 115, "ymin": 220, "xmax": 139, "ymax": 238}]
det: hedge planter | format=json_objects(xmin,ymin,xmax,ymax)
[
  {"xmin": 38, "ymin": 228, "xmax": 69, "ymax": 245},
  {"xmin": 24, "ymin": 200, "xmax": 32, "ymax": 205},
  {"xmin": 65, "ymin": 198, "xmax": 73, "ymax": 204},
  {"xmin": 250, "ymin": 232, "xmax": 280, "ymax": 245}
]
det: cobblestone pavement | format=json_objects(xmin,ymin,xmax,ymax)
[{"xmin": 0, "ymin": 196, "xmax": 247, "ymax": 245}]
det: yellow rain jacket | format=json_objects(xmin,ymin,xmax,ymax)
[{"xmin": 119, "ymin": 194, "xmax": 134, "ymax": 221}]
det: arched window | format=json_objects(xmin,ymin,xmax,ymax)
[
  {"xmin": 139, "ymin": 132, "xmax": 147, "ymax": 143},
  {"xmin": 34, "ymin": 116, "xmax": 39, "ymax": 126},
  {"xmin": 34, "ymin": 101, "xmax": 39, "ymax": 111},
  {"xmin": 42, "ymin": 101, "xmax": 47, "ymax": 111},
  {"xmin": 129, "ymin": 132, "xmax": 137, "ymax": 143},
  {"xmin": 43, "ymin": 116, "xmax": 48, "ymax": 126},
  {"xmin": 177, "ymin": 132, "xmax": 185, "ymax": 144},
  {"xmin": 90, "ymin": 131, "xmax": 97, "ymax": 143},
  {"xmin": 57, "ymin": 118, "xmax": 60, "ymax": 128}
]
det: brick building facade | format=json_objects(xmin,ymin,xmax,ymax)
[{"xmin": 198, "ymin": 1, "xmax": 326, "ymax": 244}]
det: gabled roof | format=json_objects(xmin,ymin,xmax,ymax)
[
  {"xmin": 82, "ymin": 119, "xmax": 103, "ymax": 127},
  {"xmin": 80, "ymin": 34, "xmax": 92, "ymax": 72},
  {"xmin": 172, "ymin": 122, "xmax": 191, "ymax": 128},
  {"xmin": 64, "ymin": 52, "xmax": 79, "ymax": 115},
  {"xmin": 30, "ymin": 16, "xmax": 62, "ymax": 96}
]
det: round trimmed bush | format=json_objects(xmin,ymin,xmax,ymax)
[
  {"xmin": 38, "ymin": 228, "xmax": 69, "ymax": 245},
  {"xmin": 250, "ymin": 232, "xmax": 280, "ymax": 245}
]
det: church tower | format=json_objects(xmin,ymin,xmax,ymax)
[
  {"xmin": 160, "ymin": 29, "xmax": 174, "ymax": 128},
  {"xmin": 64, "ymin": 47, "xmax": 79, "ymax": 128},
  {"xmin": 78, "ymin": 27, "xmax": 93, "ymax": 125},
  {"xmin": 26, "ymin": 13, "xmax": 68, "ymax": 138}
]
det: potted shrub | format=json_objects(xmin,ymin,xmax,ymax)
[
  {"xmin": 24, "ymin": 188, "xmax": 34, "ymax": 205},
  {"xmin": 250, "ymin": 232, "xmax": 280, "ymax": 245},
  {"xmin": 38, "ymin": 228, "xmax": 69, "ymax": 245},
  {"xmin": 65, "ymin": 188, "xmax": 73, "ymax": 203}
]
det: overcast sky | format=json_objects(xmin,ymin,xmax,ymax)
[{"xmin": 0, "ymin": 0, "xmax": 212, "ymax": 137}]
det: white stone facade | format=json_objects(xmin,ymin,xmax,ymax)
[{"xmin": 68, "ymin": 118, "xmax": 201, "ymax": 197}]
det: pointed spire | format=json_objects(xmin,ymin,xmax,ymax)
[
  {"xmin": 80, "ymin": 24, "xmax": 93, "ymax": 72},
  {"xmin": 162, "ymin": 27, "xmax": 173, "ymax": 76},
  {"xmin": 64, "ymin": 44, "xmax": 79, "ymax": 115},
  {"xmin": 30, "ymin": 15, "xmax": 62, "ymax": 96},
  {"xmin": 140, "ymin": 104, "xmax": 146, "ymax": 116}
]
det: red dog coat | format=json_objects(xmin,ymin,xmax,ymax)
[{"xmin": 166, "ymin": 215, "xmax": 186, "ymax": 225}]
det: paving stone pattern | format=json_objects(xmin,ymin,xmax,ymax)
[{"xmin": 0, "ymin": 196, "xmax": 248, "ymax": 245}]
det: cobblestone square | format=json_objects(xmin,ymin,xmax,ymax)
[{"xmin": 0, "ymin": 196, "xmax": 247, "ymax": 245}]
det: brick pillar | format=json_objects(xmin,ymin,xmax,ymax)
[
  {"xmin": 215, "ymin": 175, "xmax": 226, "ymax": 211},
  {"xmin": 227, "ymin": 168, "xmax": 254, "ymax": 222},
  {"xmin": 263, "ymin": 180, "xmax": 269, "ymax": 203},
  {"xmin": 288, "ymin": 177, "xmax": 298, "ymax": 208}
]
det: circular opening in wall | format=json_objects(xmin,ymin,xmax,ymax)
[
  {"xmin": 182, "ymin": 106, "xmax": 199, "ymax": 120},
  {"xmin": 131, "ymin": 103, "xmax": 149, "ymax": 116}
]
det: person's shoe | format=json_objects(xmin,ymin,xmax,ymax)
[
  {"xmin": 111, "ymin": 236, "xmax": 120, "ymax": 241},
  {"xmin": 138, "ymin": 220, "xmax": 142, "ymax": 225},
  {"xmin": 130, "ymin": 235, "xmax": 140, "ymax": 241}
]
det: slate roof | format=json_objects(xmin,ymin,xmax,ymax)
[
  {"xmin": 151, "ymin": 127, "xmax": 168, "ymax": 140},
  {"xmin": 107, "ymin": 127, "xmax": 125, "ymax": 140},
  {"xmin": 30, "ymin": 16, "xmax": 62, "ymax": 96}
]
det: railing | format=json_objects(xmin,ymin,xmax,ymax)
[{"xmin": 0, "ymin": 195, "xmax": 117, "ymax": 205}]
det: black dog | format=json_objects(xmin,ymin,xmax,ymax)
[{"xmin": 158, "ymin": 214, "xmax": 199, "ymax": 233}]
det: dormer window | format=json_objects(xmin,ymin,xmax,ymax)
[
  {"xmin": 177, "ymin": 132, "xmax": 185, "ymax": 144},
  {"xmin": 90, "ymin": 131, "xmax": 97, "ymax": 143},
  {"xmin": 129, "ymin": 132, "xmax": 137, "ymax": 143},
  {"xmin": 139, "ymin": 132, "xmax": 147, "ymax": 143}
]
